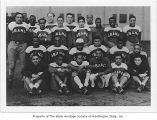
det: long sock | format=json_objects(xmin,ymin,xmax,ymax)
[
  {"xmin": 74, "ymin": 76, "xmax": 83, "ymax": 88},
  {"xmin": 115, "ymin": 83, "xmax": 120, "ymax": 87},
  {"xmin": 29, "ymin": 83, "xmax": 34, "ymax": 89},
  {"xmin": 84, "ymin": 73, "xmax": 90, "ymax": 87},
  {"xmin": 34, "ymin": 83, "xmax": 39, "ymax": 88}
]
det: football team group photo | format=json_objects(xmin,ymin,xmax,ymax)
[{"xmin": 6, "ymin": 6, "xmax": 151, "ymax": 106}]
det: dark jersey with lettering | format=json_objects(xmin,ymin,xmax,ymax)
[
  {"xmin": 51, "ymin": 26, "xmax": 70, "ymax": 47},
  {"xmin": 104, "ymin": 26, "xmax": 122, "ymax": 44},
  {"xmin": 45, "ymin": 22, "xmax": 57, "ymax": 31},
  {"xmin": 123, "ymin": 25, "xmax": 142, "ymax": 43},
  {"xmin": 33, "ymin": 28, "xmax": 51, "ymax": 47},
  {"xmin": 109, "ymin": 46, "xmax": 129, "ymax": 63},
  {"xmin": 90, "ymin": 57, "xmax": 112, "ymax": 74},
  {"xmin": 73, "ymin": 27, "xmax": 91, "ymax": 44},
  {"xmin": 88, "ymin": 45, "xmax": 108, "ymax": 59},
  {"xmin": 47, "ymin": 45, "xmax": 68, "ymax": 63},
  {"xmin": 8, "ymin": 22, "xmax": 29, "ymax": 42},
  {"xmin": 91, "ymin": 27, "xmax": 105, "ymax": 44},
  {"xmin": 25, "ymin": 45, "xmax": 46, "ymax": 59},
  {"xmin": 69, "ymin": 47, "xmax": 90, "ymax": 61}
]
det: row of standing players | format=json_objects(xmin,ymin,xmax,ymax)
[{"xmin": 7, "ymin": 12, "xmax": 149, "ymax": 95}]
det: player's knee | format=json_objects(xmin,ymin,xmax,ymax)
[{"xmin": 9, "ymin": 63, "xmax": 16, "ymax": 70}]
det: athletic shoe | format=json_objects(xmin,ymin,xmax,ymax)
[
  {"xmin": 144, "ymin": 86, "xmax": 150, "ymax": 91},
  {"xmin": 137, "ymin": 85, "xmax": 143, "ymax": 92},
  {"xmin": 32, "ymin": 87, "xmax": 38, "ymax": 94},
  {"xmin": 63, "ymin": 86, "xmax": 70, "ymax": 95},
  {"xmin": 112, "ymin": 87, "xmax": 118, "ymax": 93},
  {"xmin": 8, "ymin": 79, "xmax": 13, "ymax": 88},
  {"xmin": 28, "ymin": 91, "xmax": 35, "ymax": 96},
  {"xmin": 118, "ymin": 87, "xmax": 124, "ymax": 94},
  {"xmin": 36, "ymin": 89, "xmax": 42, "ymax": 95},
  {"xmin": 81, "ymin": 86, "xmax": 89, "ymax": 95},
  {"xmin": 58, "ymin": 87, "xmax": 63, "ymax": 94}
]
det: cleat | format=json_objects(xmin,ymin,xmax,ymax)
[
  {"xmin": 112, "ymin": 87, "xmax": 118, "ymax": 93},
  {"xmin": 63, "ymin": 86, "xmax": 70, "ymax": 95},
  {"xmin": 81, "ymin": 86, "xmax": 89, "ymax": 95}
]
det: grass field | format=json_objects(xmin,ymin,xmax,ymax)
[{"xmin": 6, "ymin": 41, "xmax": 150, "ymax": 106}]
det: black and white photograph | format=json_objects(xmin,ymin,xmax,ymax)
[{"xmin": 0, "ymin": 0, "xmax": 157, "ymax": 118}]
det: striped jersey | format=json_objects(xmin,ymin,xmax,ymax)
[
  {"xmin": 73, "ymin": 27, "xmax": 91, "ymax": 44},
  {"xmin": 25, "ymin": 45, "xmax": 46, "ymax": 58},
  {"xmin": 109, "ymin": 46, "xmax": 129, "ymax": 63},
  {"xmin": 104, "ymin": 26, "xmax": 122, "ymax": 44},
  {"xmin": 69, "ymin": 47, "xmax": 90, "ymax": 61},
  {"xmin": 8, "ymin": 22, "xmax": 29, "ymax": 42},
  {"xmin": 47, "ymin": 45, "xmax": 68, "ymax": 63},
  {"xmin": 51, "ymin": 26, "xmax": 70, "ymax": 47},
  {"xmin": 123, "ymin": 25, "xmax": 142, "ymax": 43},
  {"xmin": 88, "ymin": 45, "xmax": 108, "ymax": 58}
]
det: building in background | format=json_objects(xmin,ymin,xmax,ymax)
[{"xmin": 6, "ymin": 6, "xmax": 150, "ymax": 41}]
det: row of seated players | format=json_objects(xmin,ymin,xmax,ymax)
[
  {"xmin": 8, "ymin": 15, "xmax": 141, "ymax": 51},
  {"xmin": 22, "ymin": 36, "xmax": 150, "ymax": 95}
]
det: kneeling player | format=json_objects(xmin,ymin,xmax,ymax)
[
  {"xmin": 21, "ymin": 54, "xmax": 48, "ymax": 95},
  {"xmin": 111, "ymin": 53, "xmax": 130, "ymax": 94},
  {"xmin": 49, "ymin": 54, "xmax": 71, "ymax": 94},
  {"xmin": 69, "ymin": 54, "xmax": 94, "ymax": 95},
  {"xmin": 128, "ymin": 55, "xmax": 150, "ymax": 92}
]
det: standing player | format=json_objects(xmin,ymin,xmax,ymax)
[
  {"xmin": 91, "ymin": 18, "xmax": 105, "ymax": 44},
  {"xmin": 104, "ymin": 17, "xmax": 122, "ymax": 48},
  {"xmin": 85, "ymin": 14, "xmax": 96, "ymax": 29},
  {"xmin": 27, "ymin": 15, "xmax": 39, "ymax": 46},
  {"xmin": 47, "ymin": 35, "xmax": 69, "ymax": 64},
  {"xmin": 90, "ymin": 49, "xmax": 112, "ymax": 89},
  {"xmin": 128, "ymin": 55, "xmax": 150, "ymax": 92},
  {"xmin": 45, "ymin": 12, "xmax": 57, "ymax": 31},
  {"xmin": 69, "ymin": 38, "xmax": 90, "ymax": 62},
  {"xmin": 128, "ymin": 44, "xmax": 148, "ymax": 65},
  {"xmin": 64, "ymin": 13, "xmax": 78, "ymax": 31},
  {"xmin": 123, "ymin": 15, "xmax": 142, "ymax": 51},
  {"xmin": 49, "ymin": 54, "xmax": 71, "ymax": 94},
  {"xmin": 21, "ymin": 54, "xmax": 48, "ymax": 95},
  {"xmin": 7, "ymin": 12, "xmax": 29, "ymax": 88},
  {"xmin": 72, "ymin": 16, "xmax": 92, "ymax": 47},
  {"xmin": 51, "ymin": 16, "xmax": 72, "ymax": 49},
  {"xmin": 25, "ymin": 36, "xmax": 47, "ymax": 63},
  {"xmin": 88, "ymin": 36, "xmax": 108, "ymax": 59},
  {"xmin": 109, "ymin": 38, "xmax": 129, "ymax": 64},
  {"xmin": 33, "ymin": 18, "xmax": 52, "ymax": 48},
  {"xmin": 110, "ymin": 53, "xmax": 130, "ymax": 94}
]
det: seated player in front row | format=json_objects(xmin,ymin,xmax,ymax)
[
  {"xmin": 90, "ymin": 48, "xmax": 112, "ymax": 89},
  {"xmin": 88, "ymin": 36, "xmax": 108, "ymax": 59},
  {"xmin": 128, "ymin": 55, "xmax": 150, "ymax": 92},
  {"xmin": 68, "ymin": 54, "xmax": 94, "ymax": 95},
  {"xmin": 21, "ymin": 54, "xmax": 48, "ymax": 95},
  {"xmin": 48, "ymin": 54, "xmax": 71, "ymax": 95},
  {"xmin": 110, "ymin": 53, "xmax": 130, "ymax": 94}
]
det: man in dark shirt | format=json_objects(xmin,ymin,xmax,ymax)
[
  {"xmin": 91, "ymin": 18, "xmax": 105, "ymax": 44},
  {"xmin": 90, "ymin": 48, "xmax": 112, "ymax": 89},
  {"xmin": 21, "ymin": 54, "xmax": 48, "ymax": 95}
]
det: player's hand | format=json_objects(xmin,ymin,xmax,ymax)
[
  {"xmin": 98, "ymin": 72, "xmax": 104, "ymax": 76},
  {"xmin": 38, "ymin": 72, "xmax": 43, "ymax": 75},
  {"xmin": 32, "ymin": 74, "xmax": 38, "ymax": 78},
  {"xmin": 139, "ymin": 73, "xmax": 147, "ymax": 77}
]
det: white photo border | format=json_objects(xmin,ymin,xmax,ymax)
[{"xmin": 1, "ymin": 0, "xmax": 157, "ymax": 113}]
